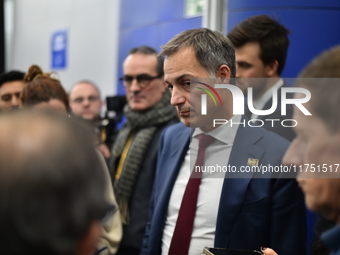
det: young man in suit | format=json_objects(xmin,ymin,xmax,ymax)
[
  {"xmin": 141, "ymin": 28, "xmax": 306, "ymax": 255},
  {"xmin": 228, "ymin": 15, "xmax": 295, "ymax": 141}
]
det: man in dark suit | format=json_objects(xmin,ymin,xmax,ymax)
[
  {"xmin": 111, "ymin": 46, "xmax": 178, "ymax": 255},
  {"xmin": 141, "ymin": 28, "xmax": 306, "ymax": 255},
  {"xmin": 228, "ymin": 15, "xmax": 295, "ymax": 141}
]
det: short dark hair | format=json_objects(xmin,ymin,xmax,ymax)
[
  {"xmin": 296, "ymin": 45, "xmax": 340, "ymax": 133},
  {"xmin": 128, "ymin": 45, "xmax": 164, "ymax": 77},
  {"xmin": 0, "ymin": 109, "xmax": 108, "ymax": 255},
  {"xmin": 0, "ymin": 70, "xmax": 25, "ymax": 87},
  {"xmin": 228, "ymin": 15, "xmax": 290, "ymax": 75},
  {"xmin": 160, "ymin": 28, "xmax": 236, "ymax": 79}
]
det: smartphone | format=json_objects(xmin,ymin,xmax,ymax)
[{"xmin": 203, "ymin": 247, "xmax": 263, "ymax": 255}]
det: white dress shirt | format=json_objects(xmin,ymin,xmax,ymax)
[{"xmin": 162, "ymin": 115, "xmax": 241, "ymax": 255}]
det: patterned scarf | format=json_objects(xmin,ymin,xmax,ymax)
[{"xmin": 111, "ymin": 91, "xmax": 177, "ymax": 223}]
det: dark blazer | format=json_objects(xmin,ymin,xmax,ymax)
[
  {"xmin": 116, "ymin": 117, "xmax": 178, "ymax": 254},
  {"xmin": 245, "ymin": 83, "xmax": 296, "ymax": 141},
  {"xmin": 141, "ymin": 120, "xmax": 306, "ymax": 255}
]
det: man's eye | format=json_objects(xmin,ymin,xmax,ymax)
[
  {"xmin": 239, "ymin": 62, "xmax": 251, "ymax": 69},
  {"xmin": 182, "ymin": 81, "xmax": 191, "ymax": 91},
  {"xmin": 167, "ymin": 85, "xmax": 173, "ymax": 92},
  {"xmin": 74, "ymin": 98, "xmax": 83, "ymax": 103},
  {"xmin": 1, "ymin": 95, "xmax": 11, "ymax": 102}
]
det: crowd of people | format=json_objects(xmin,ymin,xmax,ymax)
[{"xmin": 0, "ymin": 14, "xmax": 340, "ymax": 255}]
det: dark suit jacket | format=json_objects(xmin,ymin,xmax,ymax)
[
  {"xmin": 245, "ymin": 83, "xmax": 296, "ymax": 141},
  {"xmin": 116, "ymin": 117, "xmax": 178, "ymax": 253},
  {"xmin": 141, "ymin": 120, "xmax": 306, "ymax": 255}
]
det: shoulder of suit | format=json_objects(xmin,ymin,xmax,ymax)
[{"xmin": 160, "ymin": 122, "xmax": 190, "ymax": 140}]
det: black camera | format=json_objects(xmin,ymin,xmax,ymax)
[{"xmin": 101, "ymin": 95, "xmax": 127, "ymax": 149}]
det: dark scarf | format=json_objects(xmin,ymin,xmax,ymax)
[{"xmin": 111, "ymin": 91, "xmax": 177, "ymax": 223}]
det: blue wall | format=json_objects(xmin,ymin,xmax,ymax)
[
  {"xmin": 118, "ymin": 0, "xmax": 202, "ymax": 94},
  {"xmin": 118, "ymin": 0, "xmax": 340, "ymax": 93}
]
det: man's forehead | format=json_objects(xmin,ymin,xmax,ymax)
[
  {"xmin": 235, "ymin": 42, "xmax": 261, "ymax": 58},
  {"xmin": 124, "ymin": 53, "xmax": 157, "ymax": 69},
  {"xmin": 0, "ymin": 81, "xmax": 25, "ymax": 94},
  {"xmin": 70, "ymin": 83, "xmax": 99, "ymax": 97}
]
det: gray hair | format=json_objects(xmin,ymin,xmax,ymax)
[
  {"xmin": 160, "ymin": 28, "xmax": 236, "ymax": 79},
  {"xmin": 70, "ymin": 80, "xmax": 101, "ymax": 98}
]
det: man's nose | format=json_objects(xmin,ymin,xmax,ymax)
[
  {"xmin": 170, "ymin": 87, "xmax": 186, "ymax": 106},
  {"xmin": 11, "ymin": 96, "xmax": 20, "ymax": 107},
  {"xmin": 129, "ymin": 79, "xmax": 141, "ymax": 92}
]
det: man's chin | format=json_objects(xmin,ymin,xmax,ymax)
[
  {"xmin": 129, "ymin": 102, "xmax": 149, "ymax": 112},
  {"xmin": 82, "ymin": 114, "xmax": 96, "ymax": 121},
  {"xmin": 180, "ymin": 116, "xmax": 191, "ymax": 127}
]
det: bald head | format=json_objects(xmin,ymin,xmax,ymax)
[
  {"xmin": 0, "ymin": 110, "xmax": 108, "ymax": 255},
  {"xmin": 69, "ymin": 81, "xmax": 103, "ymax": 121}
]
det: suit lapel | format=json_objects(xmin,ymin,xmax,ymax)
[
  {"xmin": 214, "ymin": 118, "xmax": 265, "ymax": 247},
  {"xmin": 155, "ymin": 127, "xmax": 191, "ymax": 218}
]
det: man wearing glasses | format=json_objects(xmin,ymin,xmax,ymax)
[
  {"xmin": 69, "ymin": 80, "xmax": 103, "ymax": 122},
  {"xmin": 111, "ymin": 46, "xmax": 178, "ymax": 255},
  {"xmin": 69, "ymin": 80, "xmax": 113, "ymax": 159}
]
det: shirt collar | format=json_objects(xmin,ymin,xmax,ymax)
[
  {"xmin": 321, "ymin": 225, "xmax": 340, "ymax": 252},
  {"xmin": 192, "ymin": 114, "xmax": 241, "ymax": 145},
  {"xmin": 252, "ymin": 78, "xmax": 284, "ymax": 110}
]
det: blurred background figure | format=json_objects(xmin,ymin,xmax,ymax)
[
  {"xmin": 0, "ymin": 109, "xmax": 111, "ymax": 255},
  {"xmin": 21, "ymin": 64, "xmax": 123, "ymax": 254},
  {"xmin": 69, "ymin": 80, "xmax": 103, "ymax": 121},
  {"xmin": 262, "ymin": 45, "xmax": 340, "ymax": 255},
  {"xmin": 21, "ymin": 65, "xmax": 69, "ymax": 114},
  {"xmin": 0, "ymin": 70, "xmax": 25, "ymax": 112},
  {"xmin": 69, "ymin": 80, "xmax": 111, "ymax": 159}
]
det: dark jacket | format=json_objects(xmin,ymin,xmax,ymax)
[{"xmin": 116, "ymin": 117, "xmax": 178, "ymax": 254}]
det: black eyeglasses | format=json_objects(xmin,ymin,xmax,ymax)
[{"xmin": 119, "ymin": 74, "xmax": 162, "ymax": 89}]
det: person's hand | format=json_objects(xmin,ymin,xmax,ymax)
[
  {"xmin": 97, "ymin": 143, "xmax": 111, "ymax": 158},
  {"xmin": 261, "ymin": 247, "xmax": 278, "ymax": 255}
]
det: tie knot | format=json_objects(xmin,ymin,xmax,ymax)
[{"xmin": 198, "ymin": 134, "xmax": 215, "ymax": 149}]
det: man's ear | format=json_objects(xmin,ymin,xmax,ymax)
[
  {"xmin": 76, "ymin": 221, "xmax": 103, "ymax": 255},
  {"xmin": 216, "ymin": 64, "xmax": 231, "ymax": 79},
  {"xmin": 265, "ymin": 60, "xmax": 279, "ymax": 77}
]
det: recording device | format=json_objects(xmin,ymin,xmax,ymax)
[{"xmin": 101, "ymin": 95, "xmax": 127, "ymax": 149}]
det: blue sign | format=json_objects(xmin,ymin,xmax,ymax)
[{"xmin": 51, "ymin": 30, "xmax": 68, "ymax": 69}]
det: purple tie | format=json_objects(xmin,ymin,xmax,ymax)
[{"xmin": 169, "ymin": 134, "xmax": 215, "ymax": 255}]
